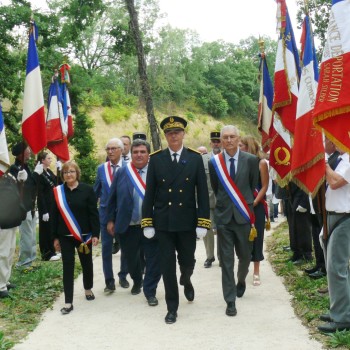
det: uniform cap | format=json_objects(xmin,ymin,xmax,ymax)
[
  {"xmin": 12, "ymin": 142, "xmax": 28, "ymax": 156},
  {"xmin": 160, "ymin": 116, "xmax": 187, "ymax": 133},
  {"xmin": 210, "ymin": 131, "xmax": 220, "ymax": 140},
  {"xmin": 133, "ymin": 132, "xmax": 147, "ymax": 141}
]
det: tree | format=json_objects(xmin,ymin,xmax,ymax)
[{"xmin": 125, "ymin": 0, "xmax": 161, "ymax": 151}]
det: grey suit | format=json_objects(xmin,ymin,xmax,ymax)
[{"xmin": 209, "ymin": 150, "xmax": 259, "ymax": 303}]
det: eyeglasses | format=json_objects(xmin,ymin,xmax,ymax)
[
  {"xmin": 63, "ymin": 170, "xmax": 76, "ymax": 175},
  {"xmin": 105, "ymin": 147, "xmax": 120, "ymax": 152}
]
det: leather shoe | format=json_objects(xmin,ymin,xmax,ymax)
[
  {"xmin": 119, "ymin": 278, "xmax": 130, "ymax": 289},
  {"xmin": 319, "ymin": 313, "xmax": 332, "ymax": 322},
  {"xmin": 6, "ymin": 282, "xmax": 16, "ymax": 290},
  {"xmin": 147, "ymin": 296, "xmax": 158, "ymax": 306},
  {"xmin": 304, "ymin": 266, "xmax": 318, "ymax": 274},
  {"xmin": 60, "ymin": 304, "xmax": 73, "ymax": 315},
  {"xmin": 226, "ymin": 302, "xmax": 237, "ymax": 316},
  {"xmin": 309, "ymin": 269, "xmax": 326, "ymax": 279},
  {"xmin": 165, "ymin": 311, "xmax": 177, "ymax": 324},
  {"xmin": 318, "ymin": 321, "xmax": 350, "ymax": 333},
  {"xmin": 184, "ymin": 283, "xmax": 195, "ymax": 301},
  {"xmin": 131, "ymin": 284, "xmax": 141, "ymax": 295},
  {"xmin": 112, "ymin": 241, "xmax": 120, "ymax": 254},
  {"xmin": 85, "ymin": 292, "xmax": 95, "ymax": 301},
  {"xmin": 318, "ymin": 286, "xmax": 329, "ymax": 294},
  {"xmin": 236, "ymin": 282, "xmax": 246, "ymax": 298},
  {"xmin": 0, "ymin": 290, "xmax": 10, "ymax": 299},
  {"xmin": 204, "ymin": 257, "xmax": 215, "ymax": 268},
  {"xmin": 104, "ymin": 281, "xmax": 116, "ymax": 293}
]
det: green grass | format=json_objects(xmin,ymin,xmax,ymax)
[{"xmin": 267, "ymin": 222, "xmax": 350, "ymax": 349}]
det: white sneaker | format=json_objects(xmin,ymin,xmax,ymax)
[
  {"xmin": 55, "ymin": 252, "xmax": 62, "ymax": 258},
  {"xmin": 49, "ymin": 255, "xmax": 61, "ymax": 261}
]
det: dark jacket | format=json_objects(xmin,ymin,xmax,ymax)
[
  {"xmin": 142, "ymin": 147, "xmax": 210, "ymax": 231},
  {"xmin": 37, "ymin": 169, "xmax": 57, "ymax": 215},
  {"xmin": 51, "ymin": 182, "xmax": 100, "ymax": 240}
]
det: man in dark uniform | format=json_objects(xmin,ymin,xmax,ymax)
[{"xmin": 142, "ymin": 116, "xmax": 210, "ymax": 324}]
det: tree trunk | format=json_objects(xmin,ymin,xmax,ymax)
[{"xmin": 124, "ymin": 0, "xmax": 162, "ymax": 151}]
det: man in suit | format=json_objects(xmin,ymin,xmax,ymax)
[
  {"xmin": 202, "ymin": 131, "xmax": 222, "ymax": 268},
  {"xmin": 142, "ymin": 116, "xmax": 210, "ymax": 324},
  {"xmin": 93, "ymin": 138, "xmax": 129, "ymax": 293},
  {"xmin": 107, "ymin": 139, "xmax": 161, "ymax": 305},
  {"xmin": 121, "ymin": 135, "xmax": 131, "ymax": 162},
  {"xmin": 209, "ymin": 125, "xmax": 259, "ymax": 317}
]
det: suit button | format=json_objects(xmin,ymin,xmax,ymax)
[
  {"xmin": 169, "ymin": 189, "xmax": 172, "ymax": 192},
  {"xmin": 169, "ymin": 202, "xmax": 172, "ymax": 206},
  {"xmin": 179, "ymin": 203, "xmax": 182, "ymax": 206},
  {"xmin": 179, "ymin": 189, "xmax": 182, "ymax": 192},
  {"xmin": 163, "ymin": 179, "xmax": 165, "ymax": 182}
]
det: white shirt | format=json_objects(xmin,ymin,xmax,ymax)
[
  {"xmin": 224, "ymin": 149, "xmax": 239, "ymax": 172},
  {"xmin": 169, "ymin": 146, "xmax": 184, "ymax": 163},
  {"xmin": 326, "ymin": 153, "xmax": 350, "ymax": 212}
]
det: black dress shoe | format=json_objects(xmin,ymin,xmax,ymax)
[
  {"xmin": 147, "ymin": 296, "xmax": 158, "ymax": 306},
  {"xmin": 112, "ymin": 241, "xmax": 120, "ymax": 254},
  {"xmin": 309, "ymin": 269, "xmax": 326, "ymax": 279},
  {"xmin": 204, "ymin": 257, "xmax": 215, "ymax": 268},
  {"xmin": 319, "ymin": 313, "xmax": 332, "ymax": 322},
  {"xmin": 165, "ymin": 311, "xmax": 177, "ymax": 324},
  {"xmin": 226, "ymin": 302, "xmax": 237, "ymax": 316},
  {"xmin": 85, "ymin": 292, "xmax": 95, "ymax": 301},
  {"xmin": 0, "ymin": 290, "xmax": 10, "ymax": 299},
  {"xmin": 104, "ymin": 281, "xmax": 116, "ymax": 293},
  {"xmin": 119, "ymin": 278, "xmax": 130, "ymax": 289},
  {"xmin": 304, "ymin": 266, "xmax": 318, "ymax": 274},
  {"xmin": 318, "ymin": 321, "xmax": 350, "ymax": 333},
  {"xmin": 131, "ymin": 284, "xmax": 142, "ymax": 295},
  {"xmin": 236, "ymin": 282, "xmax": 246, "ymax": 298},
  {"xmin": 60, "ymin": 305, "xmax": 74, "ymax": 315},
  {"xmin": 184, "ymin": 283, "xmax": 195, "ymax": 301},
  {"xmin": 6, "ymin": 282, "xmax": 16, "ymax": 290}
]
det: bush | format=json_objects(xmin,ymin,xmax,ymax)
[{"xmin": 101, "ymin": 106, "xmax": 131, "ymax": 124}]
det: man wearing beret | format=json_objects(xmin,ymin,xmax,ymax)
[
  {"xmin": 9, "ymin": 142, "xmax": 43, "ymax": 271},
  {"xmin": 142, "ymin": 116, "xmax": 210, "ymax": 324}
]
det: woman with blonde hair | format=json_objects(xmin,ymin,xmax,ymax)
[
  {"xmin": 239, "ymin": 136, "xmax": 269, "ymax": 286},
  {"xmin": 51, "ymin": 161, "xmax": 100, "ymax": 314}
]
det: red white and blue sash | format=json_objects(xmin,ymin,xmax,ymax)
[
  {"xmin": 53, "ymin": 185, "xmax": 92, "ymax": 248},
  {"xmin": 125, "ymin": 162, "xmax": 146, "ymax": 199},
  {"xmin": 211, "ymin": 153, "xmax": 255, "ymax": 225},
  {"xmin": 254, "ymin": 188, "xmax": 268, "ymax": 220},
  {"xmin": 102, "ymin": 161, "xmax": 114, "ymax": 188}
]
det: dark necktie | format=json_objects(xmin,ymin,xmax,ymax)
[
  {"xmin": 229, "ymin": 158, "xmax": 235, "ymax": 181},
  {"xmin": 331, "ymin": 157, "xmax": 342, "ymax": 170},
  {"xmin": 111, "ymin": 164, "xmax": 118, "ymax": 177},
  {"xmin": 123, "ymin": 155, "xmax": 129, "ymax": 161},
  {"xmin": 172, "ymin": 153, "xmax": 178, "ymax": 163}
]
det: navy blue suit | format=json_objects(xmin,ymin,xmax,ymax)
[
  {"xmin": 107, "ymin": 165, "xmax": 161, "ymax": 298},
  {"xmin": 94, "ymin": 161, "xmax": 128, "ymax": 284}
]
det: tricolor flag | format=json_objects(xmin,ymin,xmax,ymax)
[
  {"xmin": 0, "ymin": 104, "xmax": 10, "ymax": 176},
  {"xmin": 313, "ymin": 0, "xmax": 350, "ymax": 152},
  {"xmin": 46, "ymin": 73, "xmax": 70, "ymax": 161},
  {"xmin": 21, "ymin": 21, "xmax": 46, "ymax": 154},
  {"xmin": 257, "ymin": 52, "xmax": 274, "ymax": 152},
  {"xmin": 292, "ymin": 15, "xmax": 325, "ymax": 196},
  {"xmin": 269, "ymin": 0, "xmax": 300, "ymax": 184}
]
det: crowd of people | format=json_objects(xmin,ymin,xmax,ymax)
[{"xmin": 0, "ymin": 115, "xmax": 349, "ymax": 332}]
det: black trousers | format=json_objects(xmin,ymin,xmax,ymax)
[
  {"xmin": 38, "ymin": 218, "xmax": 56, "ymax": 260},
  {"xmin": 60, "ymin": 236, "xmax": 93, "ymax": 304},
  {"xmin": 311, "ymin": 214, "xmax": 325, "ymax": 269},
  {"xmin": 157, "ymin": 230, "xmax": 196, "ymax": 313}
]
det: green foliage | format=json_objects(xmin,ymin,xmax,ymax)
[
  {"xmin": 69, "ymin": 111, "xmax": 99, "ymax": 185},
  {"xmin": 0, "ymin": 332, "xmax": 13, "ymax": 350},
  {"xmin": 101, "ymin": 106, "xmax": 131, "ymax": 124},
  {"xmin": 185, "ymin": 112, "xmax": 196, "ymax": 122},
  {"xmin": 78, "ymin": 91, "xmax": 103, "ymax": 109},
  {"xmin": 327, "ymin": 331, "xmax": 350, "ymax": 348},
  {"xmin": 102, "ymin": 85, "xmax": 138, "ymax": 108},
  {"xmin": 197, "ymin": 87, "xmax": 228, "ymax": 118}
]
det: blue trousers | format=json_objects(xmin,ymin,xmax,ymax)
[{"xmin": 100, "ymin": 224, "xmax": 128, "ymax": 284}]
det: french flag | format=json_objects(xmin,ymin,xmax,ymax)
[
  {"xmin": 313, "ymin": 0, "xmax": 350, "ymax": 153},
  {"xmin": 291, "ymin": 15, "xmax": 325, "ymax": 196},
  {"xmin": 257, "ymin": 53, "xmax": 273, "ymax": 153},
  {"xmin": 0, "ymin": 104, "xmax": 10, "ymax": 176},
  {"xmin": 21, "ymin": 21, "xmax": 46, "ymax": 154}
]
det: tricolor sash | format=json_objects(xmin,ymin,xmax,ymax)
[
  {"xmin": 102, "ymin": 161, "xmax": 114, "ymax": 188},
  {"xmin": 125, "ymin": 162, "xmax": 146, "ymax": 199},
  {"xmin": 53, "ymin": 184, "xmax": 92, "ymax": 254},
  {"xmin": 211, "ymin": 153, "xmax": 257, "ymax": 240}
]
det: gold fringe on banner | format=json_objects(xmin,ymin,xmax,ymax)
[{"xmin": 78, "ymin": 243, "xmax": 90, "ymax": 255}]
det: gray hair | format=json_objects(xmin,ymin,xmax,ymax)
[
  {"xmin": 131, "ymin": 139, "xmax": 151, "ymax": 153},
  {"xmin": 106, "ymin": 138, "xmax": 124, "ymax": 151},
  {"xmin": 220, "ymin": 125, "xmax": 240, "ymax": 137}
]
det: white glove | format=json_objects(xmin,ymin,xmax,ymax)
[
  {"xmin": 34, "ymin": 163, "xmax": 44, "ymax": 175},
  {"xmin": 296, "ymin": 205, "xmax": 307, "ymax": 213},
  {"xmin": 17, "ymin": 169, "xmax": 28, "ymax": 182},
  {"xmin": 56, "ymin": 161, "xmax": 62, "ymax": 171},
  {"xmin": 144, "ymin": 227, "xmax": 155, "ymax": 239},
  {"xmin": 42, "ymin": 213, "xmax": 49, "ymax": 221},
  {"xmin": 196, "ymin": 227, "xmax": 207, "ymax": 239}
]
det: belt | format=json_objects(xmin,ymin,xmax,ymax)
[{"xmin": 129, "ymin": 224, "xmax": 141, "ymax": 228}]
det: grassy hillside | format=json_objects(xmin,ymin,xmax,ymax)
[{"xmin": 90, "ymin": 107, "xmax": 260, "ymax": 163}]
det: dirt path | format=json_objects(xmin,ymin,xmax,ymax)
[{"xmin": 14, "ymin": 221, "xmax": 323, "ymax": 350}]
